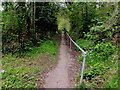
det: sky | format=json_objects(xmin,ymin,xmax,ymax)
[
  {"xmin": 0, "ymin": 1, "xmax": 4, "ymax": 11},
  {"xmin": 0, "ymin": 0, "xmax": 119, "ymax": 11}
]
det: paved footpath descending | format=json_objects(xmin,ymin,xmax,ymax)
[{"xmin": 45, "ymin": 34, "xmax": 71, "ymax": 88}]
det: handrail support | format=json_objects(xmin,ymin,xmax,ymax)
[
  {"xmin": 80, "ymin": 52, "xmax": 87, "ymax": 85},
  {"xmin": 66, "ymin": 33, "xmax": 87, "ymax": 85}
]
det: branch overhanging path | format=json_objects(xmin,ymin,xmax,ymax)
[{"xmin": 45, "ymin": 34, "xmax": 75, "ymax": 88}]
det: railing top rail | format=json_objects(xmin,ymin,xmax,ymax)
[{"xmin": 66, "ymin": 33, "xmax": 86, "ymax": 55}]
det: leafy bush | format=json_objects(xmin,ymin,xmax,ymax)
[
  {"xmin": 97, "ymin": 21, "xmax": 104, "ymax": 25},
  {"xmin": 76, "ymin": 39, "xmax": 118, "ymax": 88},
  {"xmin": 84, "ymin": 32, "xmax": 100, "ymax": 41},
  {"xmin": 84, "ymin": 63, "xmax": 108, "ymax": 80},
  {"xmin": 76, "ymin": 39, "xmax": 94, "ymax": 50},
  {"xmin": 94, "ymin": 42, "xmax": 115, "ymax": 58},
  {"xmin": 80, "ymin": 43, "xmax": 116, "ymax": 81},
  {"xmin": 90, "ymin": 26, "xmax": 100, "ymax": 32}
]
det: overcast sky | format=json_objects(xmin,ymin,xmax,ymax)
[
  {"xmin": 0, "ymin": 0, "xmax": 119, "ymax": 11},
  {"xmin": 0, "ymin": 1, "xmax": 4, "ymax": 11}
]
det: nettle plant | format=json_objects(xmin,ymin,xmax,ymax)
[
  {"xmin": 84, "ymin": 25, "xmax": 116, "ymax": 42},
  {"xmin": 85, "ymin": 42, "xmax": 116, "ymax": 62},
  {"xmin": 83, "ymin": 60, "xmax": 110, "ymax": 81},
  {"xmin": 94, "ymin": 42, "xmax": 115, "ymax": 59},
  {"xmin": 84, "ymin": 26, "xmax": 101, "ymax": 41}
]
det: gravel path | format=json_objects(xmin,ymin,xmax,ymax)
[{"xmin": 45, "ymin": 34, "xmax": 71, "ymax": 88}]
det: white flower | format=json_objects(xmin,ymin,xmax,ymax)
[{"xmin": 1, "ymin": 70, "xmax": 5, "ymax": 73}]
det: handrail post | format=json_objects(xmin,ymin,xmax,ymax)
[
  {"xmin": 80, "ymin": 52, "xmax": 87, "ymax": 85},
  {"xmin": 66, "ymin": 33, "xmax": 87, "ymax": 85},
  {"xmin": 70, "ymin": 40, "xmax": 71, "ymax": 50}
]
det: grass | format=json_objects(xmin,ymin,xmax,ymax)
[
  {"xmin": 2, "ymin": 39, "xmax": 58, "ymax": 88},
  {"xmin": 24, "ymin": 40, "xmax": 58, "ymax": 57}
]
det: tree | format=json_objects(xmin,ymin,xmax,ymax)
[
  {"xmin": 67, "ymin": 2, "xmax": 96, "ymax": 39},
  {"xmin": 2, "ymin": 2, "xmax": 59, "ymax": 54}
]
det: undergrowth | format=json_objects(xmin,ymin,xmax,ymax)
[
  {"xmin": 75, "ymin": 39, "xmax": 118, "ymax": 88},
  {"xmin": 2, "ymin": 39, "xmax": 58, "ymax": 88}
]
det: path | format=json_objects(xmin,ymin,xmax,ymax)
[{"xmin": 45, "ymin": 34, "xmax": 71, "ymax": 88}]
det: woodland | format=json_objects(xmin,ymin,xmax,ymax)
[{"xmin": 1, "ymin": 1, "xmax": 119, "ymax": 88}]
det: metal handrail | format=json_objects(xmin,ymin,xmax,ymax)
[{"xmin": 66, "ymin": 33, "xmax": 87, "ymax": 85}]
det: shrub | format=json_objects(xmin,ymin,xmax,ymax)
[
  {"xmin": 83, "ymin": 63, "xmax": 108, "ymax": 80},
  {"xmin": 76, "ymin": 39, "xmax": 94, "ymax": 50},
  {"xmin": 94, "ymin": 42, "xmax": 115, "ymax": 59}
]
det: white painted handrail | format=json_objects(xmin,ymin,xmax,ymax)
[{"xmin": 66, "ymin": 33, "xmax": 87, "ymax": 85}]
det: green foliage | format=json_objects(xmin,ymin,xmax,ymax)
[
  {"xmin": 76, "ymin": 50, "xmax": 118, "ymax": 88},
  {"xmin": 84, "ymin": 25, "xmax": 118, "ymax": 44},
  {"xmin": 2, "ymin": 40, "xmax": 58, "ymax": 88},
  {"xmin": 69, "ymin": 2, "xmax": 119, "ymax": 88},
  {"xmin": 24, "ymin": 40, "xmax": 58, "ymax": 57},
  {"xmin": 2, "ymin": 2, "xmax": 59, "ymax": 54},
  {"xmin": 84, "ymin": 32, "xmax": 99, "ymax": 40},
  {"xmin": 84, "ymin": 63, "xmax": 108, "ymax": 80},
  {"xmin": 2, "ymin": 57, "xmax": 37, "ymax": 88},
  {"xmin": 2, "ymin": 68, "xmax": 37, "ymax": 88},
  {"xmin": 76, "ymin": 40, "xmax": 118, "ymax": 88},
  {"xmin": 80, "ymin": 42, "xmax": 116, "ymax": 66},
  {"xmin": 57, "ymin": 14, "xmax": 70, "ymax": 32},
  {"xmin": 2, "ymin": 2, "xmax": 59, "ymax": 88},
  {"xmin": 2, "ymin": 1, "xmax": 119, "ymax": 89},
  {"xmin": 76, "ymin": 39, "xmax": 94, "ymax": 50},
  {"xmin": 103, "ymin": 74, "xmax": 118, "ymax": 88},
  {"xmin": 75, "ymin": 81, "xmax": 96, "ymax": 88},
  {"xmin": 94, "ymin": 42, "xmax": 115, "ymax": 58},
  {"xmin": 68, "ymin": 2, "xmax": 96, "ymax": 39}
]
